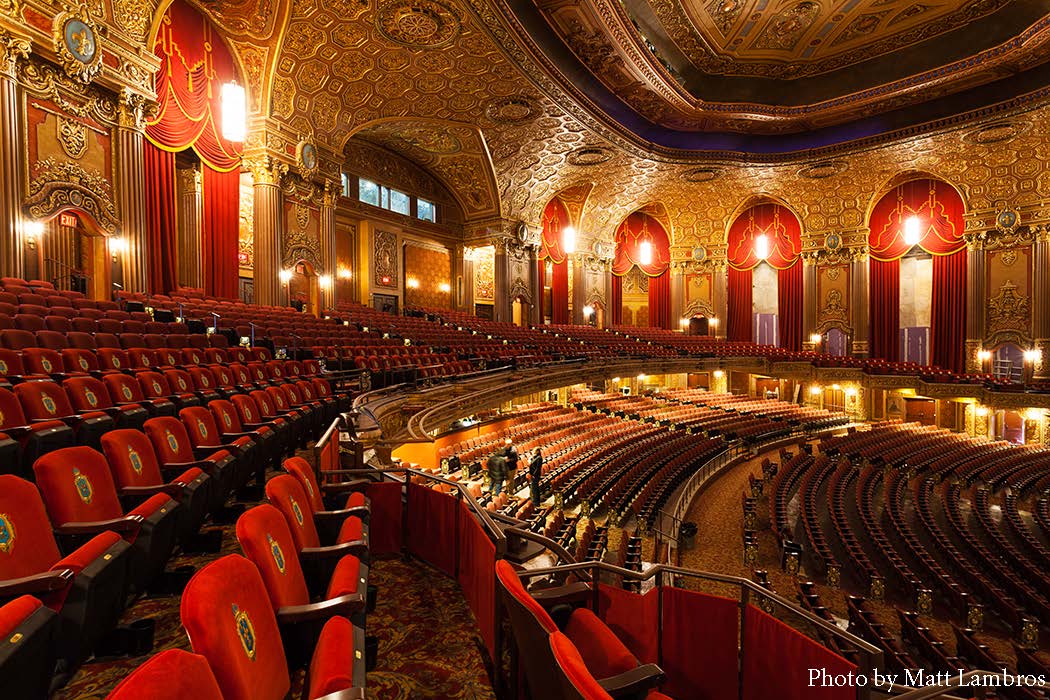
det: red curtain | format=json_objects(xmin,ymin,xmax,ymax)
[
  {"xmin": 144, "ymin": 143, "xmax": 178, "ymax": 294},
  {"xmin": 597, "ymin": 584, "xmax": 658, "ymax": 664},
  {"xmin": 727, "ymin": 203, "xmax": 802, "ymax": 271},
  {"xmin": 551, "ymin": 260, "xmax": 569, "ymax": 324},
  {"xmin": 661, "ymin": 588, "xmax": 739, "ymax": 700},
  {"xmin": 932, "ymin": 250, "xmax": 966, "ymax": 372},
  {"xmin": 365, "ymin": 482, "xmax": 402, "ymax": 556},
  {"xmin": 728, "ymin": 266, "xmax": 753, "ymax": 342},
  {"xmin": 539, "ymin": 197, "xmax": 570, "ymax": 264},
  {"xmin": 869, "ymin": 258, "xmax": 900, "ymax": 362},
  {"xmin": 457, "ymin": 505, "xmax": 495, "ymax": 658},
  {"xmin": 201, "ymin": 166, "xmax": 239, "ymax": 299},
  {"xmin": 406, "ymin": 483, "xmax": 457, "ymax": 577},
  {"xmin": 611, "ymin": 275, "xmax": 622, "ymax": 326},
  {"xmin": 612, "ymin": 212, "xmax": 670, "ymax": 277},
  {"xmin": 777, "ymin": 261, "xmax": 803, "ymax": 351},
  {"xmin": 743, "ymin": 606, "xmax": 857, "ymax": 700},
  {"xmin": 648, "ymin": 270, "xmax": 671, "ymax": 329},
  {"xmin": 868, "ymin": 179, "xmax": 965, "ymax": 261}
]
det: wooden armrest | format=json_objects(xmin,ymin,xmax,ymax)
[
  {"xmin": 300, "ymin": 539, "xmax": 368, "ymax": 562},
  {"xmin": 314, "ymin": 508, "xmax": 367, "ymax": 526},
  {"xmin": 121, "ymin": 484, "xmax": 183, "ymax": 500},
  {"xmin": 314, "ymin": 689, "xmax": 366, "ymax": 700},
  {"xmin": 2, "ymin": 426, "xmax": 30, "ymax": 439},
  {"xmin": 0, "ymin": 569, "xmax": 74, "ymax": 598},
  {"xmin": 275, "ymin": 593, "xmax": 365, "ymax": 624},
  {"xmin": 54, "ymin": 515, "xmax": 143, "ymax": 536},
  {"xmin": 321, "ymin": 479, "xmax": 371, "ymax": 495},
  {"xmin": 598, "ymin": 664, "xmax": 666, "ymax": 698}
]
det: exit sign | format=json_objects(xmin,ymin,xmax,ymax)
[{"xmin": 59, "ymin": 213, "xmax": 77, "ymax": 228}]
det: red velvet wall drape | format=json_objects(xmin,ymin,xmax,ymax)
[
  {"xmin": 727, "ymin": 203, "xmax": 803, "ymax": 348},
  {"xmin": 648, "ymin": 271, "xmax": 671, "ymax": 330},
  {"xmin": 540, "ymin": 198, "xmax": 571, "ymax": 323},
  {"xmin": 868, "ymin": 179, "xmax": 966, "ymax": 367},
  {"xmin": 551, "ymin": 261, "xmax": 569, "ymax": 324},
  {"xmin": 202, "ymin": 166, "xmax": 239, "ymax": 299},
  {"xmin": 727, "ymin": 266, "xmax": 753, "ymax": 342},
  {"xmin": 777, "ymin": 262, "xmax": 803, "ymax": 351},
  {"xmin": 869, "ymin": 258, "xmax": 900, "ymax": 362},
  {"xmin": 144, "ymin": 143, "xmax": 179, "ymax": 294},
  {"xmin": 931, "ymin": 250, "xmax": 966, "ymax": 372},
  {"xmin": 611, "ymin": 275, "xmax": 622, "ymax": 326}
]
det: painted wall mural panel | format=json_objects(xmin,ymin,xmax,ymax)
[
  {"xmin": 816, "ymin": 264, "xmax": 850, "ymax": 332},
  {"xmin": 374, "ymin": 229, "xmax": 399, "ymax": 288},
  {"xmin": 404, "ymin": 241, "xmax": 451, "ymax": 309},
  {"xmin": 282, "ymin": 197, "xmax": 321, "ymax": 270},
  {"xmin": 473, "ymin": 245, "xmax": 495, "ymax": 301},
  {"xmin": 986, "ymin": 245, "xmax": 1033, "ymax": 346}
]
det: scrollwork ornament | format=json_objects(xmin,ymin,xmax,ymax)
[
  {"xmin": 0, "ymin": 30, "xmax": 31, "ymax": 77},
  {"xmin": 53, "ymin": 5, "xmax": 103, "ymax": 83},
  {"xmin": 247, "ymin": 155, "xmax": 287, "ymax": 187}
]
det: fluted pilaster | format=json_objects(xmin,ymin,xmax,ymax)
[
  {"xmin": 116, "ymin": 89, "xmax": 150, "ymax": 293},
  {"xmin": 851, "ymin": 253, "xmax": 870, "ymax": 357},
  {"xmin": 249, "ymin": 156, "xmax": 286, "ymax": 306},
  {"xmin": 493, "ymin": 238, "xmax": 509, "ymax": 323},
  {"xmin": 0, "ymin": 33, "xmax": 30, "ymax": 279},
  {"xmin": 320, "ymin": 181, "xmax": 336, "ymax": 308},
  {"xmin": 177, "ymin": 165, "xmax": 203, "ymax": 288},
  {"xmin": 670, "ymin": 264, "xmax": 684, "ymax": 329},
  {"xmin": 802, "ymin": 258, "xmax": 817, "ymax": 349},
  {"xmin": 712, "ymin": 267, "xmax": 727, "ymax": 339},
  {"xmin": 1033, "ymin": 233, "xmax": 1049, "ymax": 380}
]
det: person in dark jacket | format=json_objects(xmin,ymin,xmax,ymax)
[
  {"xmin": 503, "ymin": 437, "xmax": 518, "ymax": 492},
  {"xmin": 487, "ymin": 453, "xmax": 507, "ymax": 497},
  {"xmin": 528, "ymin": 447, "xmax": 543, "ymax": 504}
]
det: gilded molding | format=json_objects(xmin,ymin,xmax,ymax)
[
  {"xmin": 0, "ymin": 29, "xmax": 30, "ymax": 77},
  {"xmin": 25, "ymin": 156, "xmax": 118, "ymax": 233},
  {"xmin": 246, "ymin": 155, "xmax": 287, "ymax": 187}
]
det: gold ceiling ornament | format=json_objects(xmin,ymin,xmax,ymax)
[
  {"xmin": 682, "ymin": 167, "xmax": 722, "ymax": 182},
  {"xmin": 376, "ymin": 0, "xmax": 461, "ymax": 48},
  {"xmin": 962, "ymin": 120, "xmax": 1030, "ymax": 145},
  {"xmin": 52, "ymin": 5, "xmax": 103, "ymax": 83},
  {"xmin": 798, "ymin": 161, "xmax": 849, "ymax": 179},
  {"xmin": 483, "ymin": 96, "xmax": 539, "ymax": 124},
  {"xmin": 567, "ymin": 147, "xmax": 613, "ymax": 166}
]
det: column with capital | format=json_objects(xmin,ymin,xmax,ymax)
[
  {"xmin": 528, "ymin": 243, "xmax": 540, "ymax": 325},
  {"xmin": 320, "ymin": 180, "xmax": 336, "ymax": 309},
  {"xmin": 802, "ymin": 255, "xmax": 817, "ymax": 350},
  {"xmin": 1033, "ymin": 226, "xmax": 1050, "ymax": 380},
  {"xmin": 177, "ymin": 165, "xmax": 203, "ymax": 288},
  {"xmin": 850, "ymin": 249, "xmax": 870, "ymax": 357},
  {"xmin": 116, "ymin": 89, "xmax": 151, "ymax": 293},
  {"xmin": 0, "ymin": 33, "xmax": 30, "ymax": 279},
  {"xmin": 964, "ymin": 231, "xmax": 987, "ymax": 373},
  {"xmin": 493, "ymin": 238, "xmax": 510, "ymax": 323},
  {"xmin": 712, "ymin": 262, "xmax": 727, "ymax": 339},
  {"xmin": 250, "ymin": 156, "xmax": 286, "ymax": 306},
  {"xmin": 670, "ymin": 262, "xmax": 685, "ymax": 329}
]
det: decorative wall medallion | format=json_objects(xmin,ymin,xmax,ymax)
[
  {"xmin": 995, "ymin": 208, "xmax": 1019, "ymax": 235},
  {"xmin": 963, "ymin": 120, "xmax": 1028, "ymax": 144},
  {"xmin": 53, "ymin": 7, "xmax": 103, "ymax": 83},
  {"xmin": 516, "ymin": 222, "xmax": 529, "ymax": 244},
  {"xmin": 825, "ymin": 232, "xmax": 842, "ymax": 251},
  {"xmin": 567, "ymin": 147, "xmax": 612, "ymax": 166},
  {"xmin": 683, "ymin": 167, "xmax": 721, "ymax": 182},
  {"xmin": 691, "ymin": 245, "xmax": 707, "ymax": 262},
  {"xmin": 374, "ymin": 229, "xmax": 398, "ymax": 288},
  {"xmin": 297, "ymin": 140, "xmax": 318, "ymax": 179},
  {"xmin": 57, "ymin": 116, "xmax": 88, "ymax": 159},
  {"xmin": 986, "ymin": 280, "xmax": 1030, "ymax": 338},
  {"xmin": 376, "ymin": 0, "xmax": 460, "ymax": 48},
  {"xmin": 483, "ymin": 96, "xmax": 538, "ymax": 124},
  {"xmin": 593, "ymin": 241, "xmax": 607, "ymax": 259},
  {"xmin": 799, "ymin": 160, "xmax": 848, "ymax": 179}
]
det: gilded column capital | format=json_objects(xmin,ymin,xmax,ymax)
[
  {"xmin": 247, "ymin": 155, "xmax": 287, "ymax": 187},
  {"xmin": 177, "ymin": 164, "xmax": 202, "ymax": 192},
  {"xmin": 0, "ymin": 30, "xmax": 31, "ymax": 78},
  {"xmin": 117, "ymin": 87, "xmax": 151, "ymax": 131},
  {"xmin": 321, "ymin": 179, "xmax": 338, "ymax": 209}
]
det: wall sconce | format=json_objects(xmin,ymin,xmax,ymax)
[
  {"xmin": 562, "ymin": 226, "xmax": 576, "ymax": 254},
  {"xmin": 582, "ymin": 304, "xmax": 594, "ymax": 318},
  {"xmin": 810, "ymin": 385, "xmax": 822, "ymax": 396},
  {"xmin": 338, "ymin": 267, "xmax": 352, "ymax": 280},
  {"xmin": 713, "ymin": 370, "xmax": 725, "ymax": 379},
  {"xmin": 708, "ymin": 317, "xmax": 719, "ymax": 329},
  {"xmin": 977, "ymin": 349, "xmax": 992, "ymax": 363},
  {"xmin": 844, "ymin": 386, "xmax": 858, "ymax": 398},
  {"xmin": 1025, "ymin": 408, "xmax": 1043, "ymax": 422},
  {"xmin": 406, "ymin": 277, "xmax": 420, "ymax": 289},
  {"xmin": 24, "ymin": 220, "xmax": 45, "ymax": 249},
  {"xmin": 109, "ymin": 236, "xmax": 127, "ymax": 259},
  {"xmin": 754, "ymin": 233, "xmax": 770, "ymax": 260},
  {"xmin": 279, "ymin": 269, "xmax": 292, "ymax": 284},
  {"xmin": 679, "ymin": 318, "xmax": 690, "ymax": 328},
  {"xmin": 221, "ymin": 82, "xmax": 246, "ymax": 143},
  {"xmin": 637, "ymin": 373, "xmax": 646, "ymax": 381},
  {"xmin": 975, "ymin": 405, "xmax": 989, "ymax": 417},
  {"xmin": 1024, "ymin": 348, "xmax": 1041, "ymax": 364},
  {"xmin": 903, "ymin": 216, "xmax": 922, "ymax": 246},
  {"xmin": 438, "ymin": 282, "xmax": 451, "ymax": 293},
  {"xmin": 318, "ymin": 274, "xmax": 332, "ymax": 290},
  {"xmin": 638, "ymin": 240, "xmax": 653, "ymax": 266},
  {"xmin": 810, "ymin": 333, "xmax": 822, "ymax": 345}
]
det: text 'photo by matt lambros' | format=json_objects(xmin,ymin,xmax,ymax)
[{"xmin": 808, "ymin": 668, "xmax": 1048, "ymax": 689}]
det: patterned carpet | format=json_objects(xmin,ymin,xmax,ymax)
[{"xmin": 56, "ymin": 508, "xmax": 495, "ymax": 699}]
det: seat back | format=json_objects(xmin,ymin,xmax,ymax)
[
  {"xmin": 101, "ymin": 429, "xmax": 165, "ymax": 489},
  {"xmin": 264, "ymin": 386, "xmax": 291, "ymax": 412},
  {"xmin": 23, "ymin": 348, "xmax": 63, "ymax": 375},
  {"xmin": 0, "ymin": 349, "xmax": 26, "ymax": 378},
  {"xmin": 35, "ymin": 330, "xmax": 68, "ymax": 350},
  {"xmin": 63, "ymin": 376, "xmax": 115, "ymax": 412},
  {"xmin": 0, "ymin": 475, "xmax": 64, "ymax": 578},
  {"xmin": 1, "ymin": 329, "xmax": 37, "ymax": 350},
  {"xmin": 33, "ymin": 447, "xmax": 125, "ymax": 524},
  {"xmin": 180, "ymin": 555, "xmax": 290, "ymax": 700},
  {"xmin": 282, "ymin": 456, "xmax": 323, "ymax": 513},
  {"xmin": 143, "ymin": 416, "xmax": 197, "ymax": 464},
  {"xmin": 209, "ymin": 400, "xmax": 244, "ymax": 434},
  {"xmin": 549, "ymin": 631, "xmax": 615, "ymax": 700},
  {"xmin": 137, "ymin": 371, "xmax": 172, "ymax": 399},
  {"xmin": 97, "ymin": 348, "xmax": 129, "ymax": 370},
  {"xmin": 163, "ymin": 369, "xmax": 195, "ymax": 394},
  {"xmin": 15, "ymin": 380, "xmax": 75, "ymax": 420},
  {"xmin": 105, "ymin": 649, "xmax": 224, "ymax": 700},
  {"xmin": 235, "ymin": 505, "xmax": 310, "ymax": 609},
  {"xmin": 62, "ymin": 348, "xmax": 100, "ymax": 374},
  {"xmin": 0, "ymin": 387, "xmax": 29, "ymax": 429},
  {"xmin": 264, "ymin": 475, "xmax": 320, "ymax": 551},
  {"xmin": 496, "ymin": 559, "xmax": 565, "ymax": 699},
  {"xmin": 103, "ymin": 373, "xmax": 145, "ymax": 404},
  {"xmin": 188, "ymin": 367, "xmax": 216, "ymax": 392}
]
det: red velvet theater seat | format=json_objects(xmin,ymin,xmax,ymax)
[
  {"xmin": 34, "ymin": 447, "xmax": 179, "ymax": 592},
  {"xmin": 266, "ymin": 475, "xmax": 368, "ymax": 596},
  {"xmin": 231, "ymin": 393, "xmax": 294, "ymax": 459},
  {"xmin": 255, "ymin": 388, "xmax": 309, "ymax": 449},
  {"xmin": 63, "ymin": 376, "xmax": 149, "ymax": 431},
  {"xmin": 179, "ymin": 406, "xmax": 258, "ymax": 491},
  {"xmin": 61, "ymin": 348, "xmax": 102, "ymax": 376},
  {"xmin": 105, "ymin": 649, "xmax": 223, "ymax": 700},
  {"xmin": 495, "ymin": 560, "xmax": 666, "ymax": 700},
  {"xmin": 136, "ymin": 370, "xmax": 200, "ymax": 410},
  {"xmin": 0, "ymin": 386, "xmax": 74, "ymax": 476},
  {"xmin": 209, "ymin": 399, "xmax": 279, "ymax": 476},
  {"xmin": 101, "ymin": 429, "xmax": 213, "ymax": 547},
  {"xmin": 102, "ymin": 372, "xmax": 176, "ymax": 417},
  {"xmin": 0, "ymin": 595, "xmax": 58, "ymax": 700},
  {"xmin": 180, "ymin": 554, "xmax": 366, "ymax": 700},
  {"xmin": 15, "ymin": 380, "xmax": 115, "ymax": 451},
  {"xmin": 236, "ymin": 505, "xmax": 366, "ymax": 668},
  {"xmin": 143, "ymin": 416, "xmax": 236, "ymax": 513},
  {"xmin": 0, "ymin": 476, "xmax": 130, "ymax": 669},
  {"xmin": 549, "ymin": 632, "xmax": 675, "ymax": 700},
  {"xmin": 283, "ymin": 456, "xmax": 370, "ymax": 544}
]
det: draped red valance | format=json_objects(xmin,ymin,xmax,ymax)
[
  {"xmin": 727, "ymin": 203, "xmax": 801, "ymax": 271},
  {"xmin": 539, "ymin": 197, "xmax": 570, "ymax": 264},
  {"xmin": 868, "ymin": 179, "xmax": 964, "ymax": 261},
  {"xmin": 612, "ymin": 212, "xmax": 670, "ymax": 277},
  {"xmin": 147, "ymin": 0, "xmax": 243, "ymax": 172}
]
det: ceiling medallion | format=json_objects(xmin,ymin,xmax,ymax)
[
  {"xmin": 376, "ymin": 0, "xmax": 460, "ymax": 48},
  {"xmin": 483, "ymin": 96, "xmax": 538, "ymax": 124},
  {"xmin": 683, "ymin": 167, "xmax": 722, "ymax": 182},
  {"xmin": 798, "ymin": 160, "xmax": 848, "ymax": 179},
  {"xmin": 963, "ymin": 120, "xmax": 1029, "ymax": 145},
  {"xmin": 567, "ymin": 147, "xmax": 612, "ymax": 166},
  {"xmin": 53, "ymin": 5, "xmax": 103, "ymax": 83}
]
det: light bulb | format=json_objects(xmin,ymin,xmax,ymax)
[
  {"xmin": 279, "ymin": 269, "xmax": 292, "ymax": 283},
  {"xmin": 810, "ymin": 385, "xmax": 822, "ymax": 395},
  {"xmin": 562, "ymin": 226, "xmax": 576, "ymax": 254},
  {"xmin": 221, "ymin": 82, "xmax": 246, "ymax": 143},
  {"xmin": 754, "ymin": 233, "xmax": 770, "ymax": 260},
  {"xmin": 582, "ymin": 305, "xmax": 594, "ymax": 317},
  {"xmin": 318, "ymin": 274, "xmax": 332, "ymax": 289},
  {"xmin": 810, "ymin": 333, "xmax": 822, "ymax": 344},
  {"xmin": 639, "ymin": 240, "xmax": 653, "ymax": 265},
  {"xmin": 903, "ymin": 216, "xmax": 921, "ymax": 246}
]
